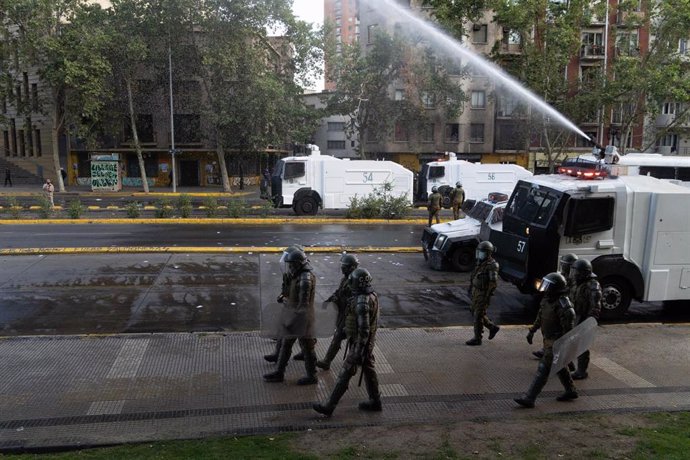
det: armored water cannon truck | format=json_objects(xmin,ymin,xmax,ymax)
[
  {"xmin": 489, "ymin": 170, "xmax": 690, "ymax": 319},
  {"xmin": 417, "ymin": 152, "xmax": 533, "ymax": 207},
  {"xmin": 421, "ymin": 192, "xmax": 509, "ymax": 271},
  {"xmin": 271, "ymin": 145, "xmax": 414, "ymax": 215}
]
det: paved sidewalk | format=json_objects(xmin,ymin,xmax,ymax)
[{"xmin": 1, "ymin": 324, "xmax": 689, "ymax": 451}]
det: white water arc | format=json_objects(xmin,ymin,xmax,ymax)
[{"xmin": 363, "ymin": 0, "xmax": 591, "ymax": 142}]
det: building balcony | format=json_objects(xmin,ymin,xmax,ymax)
[
  {"xmin": 498, "ymin": 42, "xmax": 522, "ymax": 55},
  {"xmin": 580, "ymin": 45, "xmax": 605, "ymax": 59},
  {"xmin": 657, "ymin": 145, "xmax": 673, "ymax": 155},
  {"xmin": 655, "ymin": 113, "xmax": 675, "ymax": 128},
  {"xmin": 617, "ymin": 11, "xmax": 645, "ymax": 26}
]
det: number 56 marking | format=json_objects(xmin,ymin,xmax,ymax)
[{"xmin": 517, "ymin": 241, "xmax": 526, "ymax": 253}]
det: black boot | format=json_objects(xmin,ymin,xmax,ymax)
[
  {"xmin": 556, "ymin": 368, "xmax": 578, "ymax": 401},
  {"xmin": 297, "ymin": 348, "xmax": 318, "ymax": 385},
  {"xmin": 488, "ymin": 325, "xmax": 500, "ymax": 340},
  {"xmin": 572, "ymin": 352, "xmax": 590, "ymax": 380},
  {"xmin": 264, "ymin": 340, "xmax": 282, "ymax": 363},
  {"xmin": 466, "ymin": 337, "xmax": 482, "ymax": 346},
  {"xmin": 293, "ymin": 351, "xmax": 304, "ymax": 361},
  {"xmin": 532, "ymin": 349, "xmax": 544, "ymax": 359},
  {"xmin": 313, "ymin": 377, "xmax": 349, "ymax": 417},
  {"xmin": 317, "ymin": 336, "xmax": 343, "ymax": 370},
  {"xmin": 359, "ymin": 400, "xmax": 382, "ymax": 411},
  {"xmin": 264, "ymin": 339, "xmax": 292, "ymax": 382},
  {"xmin": 360, "ymin": 366, "xmax": 381, "ymax": 412},
  {"xmin": 514, "ymin": 363, "xmax": 549, "ymax": 408}
]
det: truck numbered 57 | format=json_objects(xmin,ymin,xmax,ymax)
[
  {"xmin": 489, "ymin": 172, "xmax": 690, "ymax": 319},
  {"xmin": 271, "ymin": 145, "xmax": 414, "ymax": 215}
]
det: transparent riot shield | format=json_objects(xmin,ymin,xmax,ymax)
[
  {"xmin": 260, "ymin": 301, "xmax": 338, "ymax": 339},
  {"xmin": 550, "ymin": 317, "xmax": 598, "ymax": 377}
]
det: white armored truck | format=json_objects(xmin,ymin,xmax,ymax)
[
  {"xmin": 271, "ymin": 145, "xmax": 414, "ymax": 215},
  {"xmin": 416, "ymin": 152, "xmax": 533, "ymax": 207},
  {"xmin": 489, "ymin": 172, "xmax": 690, "ymax": 319}
]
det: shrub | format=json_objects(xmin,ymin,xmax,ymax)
[
  {"xmin": 257, "ymin": 200, "xmax": 274, "ymax": 217},
  {"xmin": 36, "ymin": 196, "xmax": 53, "ymax": 219},
  {"xmin": 176, "ymin": 194, "xmax": 193, "ymax": 218},
  {"xmin": 202, "ymin": 196, "xmax": 219, "ymax": 217},
  {"xmin": 154, "ymin": 198, "xmax": 174, "ymax": 218},
  {"xmin": 67, "ymin": 200, "xmax": 84, "ymax": 219},
  {"xmin": 225, "ymin": 198, "xmax": 246, "ymax": 218},
  {"xmin": 5, "ymin": 196, "xmax": 20, "ymax": 219},
  {"xmin": 346, "ymin": 182, "xmax": 412, "ymax": 220},
  {"xmin": 125, "ymin": 202, "xmax": 141, "ymax": 219}
]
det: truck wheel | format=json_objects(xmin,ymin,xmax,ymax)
[
  {"xmin": 599, "ymin": 276, "xmax": 632, "ymax": 320},
  {"xmin": 450, "ymin": 246, "xmax": 474, "ymax": 272},
  {"xmin": 439, "ymin": 186, "xmax": 452, "ymax": 209},
  {"xmin": 295, "ymin": 196, "xmax": 318, "ymax": 216}
]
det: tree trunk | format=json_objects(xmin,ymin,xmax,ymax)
[
  {"xmin": 127, "ymin": 79, "xmax": 149, "ymax": 193},
  {"xmin": 217, "ymin": 143, "xmax": 231, "ymax": 192},
  {"xmin": 51, "ymin": 101, "xmax": 65, "ymax": 192}
]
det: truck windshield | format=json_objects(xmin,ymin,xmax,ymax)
[
  {"xmin": 428, "ymin": 166, "xmax": 444, "ymax": 179},
  {"xmin": 273, "ymin": 160, "xmax": 284, "ymax": 178},
  {"xmin": 468, "ymin": 201, "xmax": 493, "ymax": 221},
  {"xmin": 507, "ymin": 183, "xmax": 560, "ymax": 226}
]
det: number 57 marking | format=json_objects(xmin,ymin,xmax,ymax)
[{"xmin": 517, "ymin": 241, "xmax": 526, "ymax": 253}]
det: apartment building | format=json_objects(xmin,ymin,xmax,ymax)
[{"xmin": 324, "ymin": 0, "xmax": 360, "ymax": 90}]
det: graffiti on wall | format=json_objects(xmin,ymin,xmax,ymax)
[{"xmin": 91, "ymin": 161, "xmax": 121, "ymax": 191}]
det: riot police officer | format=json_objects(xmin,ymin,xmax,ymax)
[
  {"xmin": 533, "ymin": 253, "xmax": 578, "ymax": 359},
  {"xmin": 427, "ymin": 186, "xmax": 442, "ymax": 227},
  {"xmin": 449, "ymin": 181, "xmax": 465, "ymax": 220},
  {"xmin": 263, "ymin": 248, "xmax": 318, "ymax": 385},
  {"xmin": 317, "ymin": 253, "xmax": 359, "ymax": 370},
  {"xmin": 466, "ymin": 241, "xmax": 500, "ymax": 346},
  {"xmin": 515, "ymin": 272, "xmax": 578, "ymax": 408},
  {"xmin": 569, "ymin": 259, "xmax": 602, "ymax": 380},
  {"xmin": 313, "ymin": 268, "xmax": 381, "ymax": 416}
]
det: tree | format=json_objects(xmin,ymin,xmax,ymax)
[
  {"xmin": 326, "ymin": 30, "xmax": 465, "ymax": 159},
  {"xmin": 1, "ymin": 0, "xmax": 112, "ymax": 191}
]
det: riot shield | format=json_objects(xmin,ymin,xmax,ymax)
[
  {"xmin": 260, "ymin": 301, "xmax": 338, "ymax": 339},
  {"xmin": 549, "ymin": 317, "xmax": 598, "ymax": 377}
]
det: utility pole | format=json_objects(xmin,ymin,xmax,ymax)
[{"xmin": 168, "ymin": 40, "xmax": 177, "ymax": 193}]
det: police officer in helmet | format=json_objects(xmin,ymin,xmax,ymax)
[
  {"xmin": 466, "ymin": 241, "xmax": 500, "ymax": 346},
  {"xmin": 569, "ymin": 259, "xmax": 602, "ymax": 380},
  {"xmin": 449, "ymin": 181, "xmax": 465, "ymax": 220},
  {"xmin": 427, "ymin": 186, "xmax": 442, "ymax": 227},
  {"xmin": 515, "ymin": 272, "xmax": 578, "ymax": 408}
]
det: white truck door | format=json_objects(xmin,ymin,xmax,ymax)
[{"xmin": 282, "ymin": 160, "xmax": 308, "ymax": 206}]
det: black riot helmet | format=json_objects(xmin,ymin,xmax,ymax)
[
  {"xmin": 340, "ymin": 253, "xmax": 359, "ymax": 276},
  {"xmin": 475, "ymin": 240, "xmax": 495, "ymax": 262},
  {"xmin": 456, "ymin": 181, "xmax": 462, "ymax": 187},
  {"xmin": 558, "ymin": 253, "xmax": 578, "ymax": 278},
  {"xmin": 571, "ymin": 259, "xmax": 593, "ymax": 284},
  {"xmin": 538, "ymin": 272, "xmax": 567, "ymax": 298},
  {"xmin": 279, "ymin": 244, "xmax": 305, "ymax": 271},
  {"xmin": 349, "ymin": 267, "xmax": 373, "ymax": 293},
  {"xmin": 284, "ymin": 248, "xmax": 307, "ymax": 276},
  {"xmin": 431, "ymin": 186, "xmax": 439, "ymax": 193}
]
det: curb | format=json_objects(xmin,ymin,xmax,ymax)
[
  {"xmin": 0, "ymin": 217, "xmax": 429, "ymax": 225},
  {"xmin": 0, "ymin": 246, "xmax": 424, "ymax": 255}
]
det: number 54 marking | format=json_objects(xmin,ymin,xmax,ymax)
[{"xmin": 517, "ymin": 241, "xmax": 526, "ymax": 253}]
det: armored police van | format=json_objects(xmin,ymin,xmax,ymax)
[
  {"xmin": 421, "ymin": 193, "xmax": 508, "ymax": 271},
  {"xmin": 271, "ymin": 145, "xmax": 414, "ymax": 215},
  {"xmin": 489, "ymin": 172, "xmax": 690, "ymax": 319},
  {"xmin": 416, "ymin": 152, "xmax": 532, "ymax": 206}
]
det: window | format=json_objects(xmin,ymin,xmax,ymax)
[
  {"xmin": 616, "ymin": 31, "xmax": 639, "ymax": 56},
  {"xmin": 581, "ymin": 32, "xmax": 604, "ymax": 57},
  {"xmin": 662, "ymin": 102, "xmax": 681, "ymax": 115},
  {"xmin": 428, "ymin": 165, "xmax": 445, "ymax": 179},
  {"xmin": 580, "ymin": 65, "xmax": 600, "ymax": 84},
  {"xmin": 284, "ymin": 161, "xmax": 305, "ymax": 179},
  {"xmin": 1, "ymin": 96, "xmax": 5, "ymax": 113},
  {"xmin": 421, "ymin": 91, "xmax": 435, "ymax": 108},
  {"xmin": 471, "ymin": 90, "xmax": 486, "ymax": 109},
  {"xmin": 394, "ymin": 122, "xmax": 409, "ymax": 142},
  {"xmin": 497, "ymin": 95, "xmax": 519, "ymax": 117},
  {"xmin": 445, "ymin": 123, "xmax": 459, "ymax": 142},
  {"xmin": 124, "ymin": 114, "xmax": 154, "ymax": 143},
  {"xmin": 658, "ymin": 133, "xmax": 678, "ymax": 148},
  {"xmin": 18, "ymin": 129, "xmax": 25, "ymax": 156},
  {"xmin": 15, "ymin": 85, "xmax": 21, "ymax": 107},
  {"xmin": 31, "ymin": 83, "xmax": 38, "ymax": 112},
  {"xmin": 639, "ymin": 166, "xmax": 676, "ymax": 179},
  {"xmin": 126, "ymin": 153, "xmax": 158, "ymax": 177},
  {"xmin": 564, "ymin": 197, "xmax": 615, "ymax": 236},
  {"xmin": 367, "ymin": 24, "xmax": 378, "ymax": 44},
  {"xmin": 327, "ymin": 140, "xmax": 346, "ymax": 149},
  {"xmin": 680, "ymin": 38, "xmax": 688, "ymax": 55},
  {"xmin": 328, "ymin": 122, "xmax": 345, "ymax": 132},
  {"xmin": 34, "ymin": 129, "xmax": 41, "ymax": 156},
  {"xmin": 394, "ymin": 89, "xmax": 404, "ymax": 101},
  {"xmin": 421, "ymin": 124, "xmax": 434, "ymax": 143},
  {"xmin": 507, "ymin": 30, "xmax": 521, "ymax": 45},
  {"xmin": 3, "ymin": 131, "xmax": 9, "ymax": 156},
  {"xmin": 470, "ymin": 123, "xmax": 484, "ymax": 143},
  {"xmin": 472, "ymin": 24, "xmax": 487, "ymax": 43},
  {"xmin": 173, "ymin": 114, "xmax": 201, "ymax": 144}
]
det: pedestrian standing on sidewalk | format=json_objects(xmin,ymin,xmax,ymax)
[
  {"xmin": 466, "ymin": 241, "xmax": 500, "ymax": 346},
  {"xmin": 515, "ymin": 272, "xmax": 578, "ymax": 408},
  {"xmin": 42, "ymin": 178, "xmax": 55, "ymax": 209},
  {"xmin": 313, "ymin": 268, "xmax": 381, "ymax": 416},
  {"xmin": 263, "ymin": 248, "xmax": 319, "ymax": 385},
  {"xmin": 569, "ymin": 259, "xmax": 602, "ymax": 380},
  {"xmin": 4, "ymin": 168, "xmax": 11, "ymax": 187},
  {"xmin": 316, "ymin": 253, "xmax": 359, "ymax": 371},
  {"xmin": 427, "ymin": 186, "xmax": 442, "ymax": 226}
]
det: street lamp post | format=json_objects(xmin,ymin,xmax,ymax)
[{"xmin": 168, "ymin": 40, "xmax": 177, "ymax": 193}]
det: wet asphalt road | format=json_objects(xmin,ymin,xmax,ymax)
[
  {"xmin": 0, "ymin": 224, "xmax": 421, "ymax": 249},
  {"xmin": 1, "ymin": 253, "xmax": 688, "ymax": 337}
]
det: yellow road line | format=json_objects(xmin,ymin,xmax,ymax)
[
  {"xmin": 0, "ymin": 217, "xmax": 428, "ymax": 225},
  {"xmin": 0, "ymin": 246, "xmax": 423, "ymax": 255}
]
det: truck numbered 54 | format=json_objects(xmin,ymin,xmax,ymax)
[
  {"xmin": 489, "ymin": 172, "xmax": 690, "ymax": 319},
  {"xmin": 271, "ymin": 145, "xmax": 414, "ymax": 215}
]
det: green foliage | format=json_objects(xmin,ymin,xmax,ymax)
[
  {"xmin": 154, "ymin": 198, "xmax": 174, "ymax": 218},
  {"xmin": 125, "ymin": 201, "xmax": 141, "ymax": 219},
  {"xmin": 225, "ymin": 199, "xmax": 247, "ymax": 218},
  {"xmin": 176, "ymin": 194, "xmax": 193, "ymax": 218},
  {"xmin": 67, "ymin": 200, "xmax": 84, "ymax": 219},
  {"xmin": 36, "ymin": 195, "xmax": 53, "ymax": 219},
  {"xmin": 257, "ymin": 200, "xmax": 275, "ymax": 218},
  {"xmin": 202, "ymin": 196, "xmax": 219, "ymax": 217},
  {"xmin": 632, "ymin": 412, "xmax": 690, "ymax": 459},
  {"xmin": 346, "ymin": 182, "xmax": 412, "ymax": 220},
  {"xmin": 4, "ymin": 196, "xmax": 21, "ymax": 219}
]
